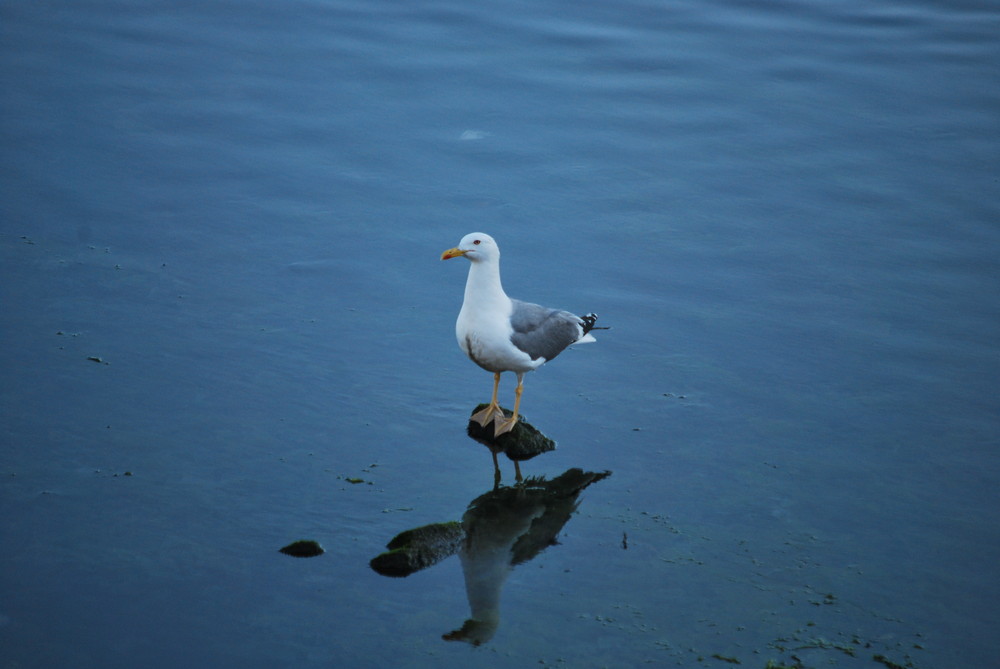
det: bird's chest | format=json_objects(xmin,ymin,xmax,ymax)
[{"xmin": 456, "ymin": 307, "xmax": 526, "ymax": 373}]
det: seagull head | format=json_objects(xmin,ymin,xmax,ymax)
[{"xmin": 441, "ymin": 232, "xmax": 499, "ymax": 263}]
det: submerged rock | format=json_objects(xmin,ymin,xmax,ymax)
[{"xmin": 279, "ymin": 539, "xmax": 324, "ymax": 558}]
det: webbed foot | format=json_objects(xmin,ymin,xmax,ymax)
[
  {"xmin": 493, "ymin": 415, "xmax": 519, "ymax": 437},
  {"xmin": 471, "ymin": 402, "xmax": 505, "ymax": 428}
]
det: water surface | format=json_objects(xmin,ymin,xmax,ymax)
[{"xmin": 2, "ymin": 1, "xmax": 998, "ymax": 667}]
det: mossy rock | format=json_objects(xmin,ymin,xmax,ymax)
[
  {"xmin": 369, "ymin": 521, "xmax": 465, "ymax": 577},
  {"xmin": 466, "ymin": 404, "xmax": 556, "ymax": 461}
]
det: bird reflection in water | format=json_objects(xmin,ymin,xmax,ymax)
[{"xmin": 370, "ymin": 468, "xmax": 611, "ymax": 645}]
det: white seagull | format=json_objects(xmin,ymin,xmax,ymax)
[{"xmin": 441, "ymin": 233, "xmax": 602, "ymax": 436}]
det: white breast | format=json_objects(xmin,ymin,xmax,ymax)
[{"xmin": 456, "ymin": 298, "xmax": 538, "ymax": 373}]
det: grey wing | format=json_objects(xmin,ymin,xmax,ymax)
[{"xmin": 509, "ymin": 299, "xmax": 585, "ymax": 362}]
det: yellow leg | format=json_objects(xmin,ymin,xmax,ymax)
[
  {"xmin": 470, "ymin": 372, "xmax": 505, "ymax": 427},
  {"xmin": 494, "ymin": 373, "xmax": 524, "ymax": 436},
  {"xmin": 491, "ymin": 450, "xmax": 501, "ymax": 489}
]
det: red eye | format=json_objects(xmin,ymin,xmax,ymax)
[{"xmin": 473, "ymin": 239, "xmax": 481, "ymax": 245}]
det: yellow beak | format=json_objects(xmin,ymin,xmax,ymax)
[{"xmin": 441, "ymin": 247, "xmax": 467, "ymax": 260}]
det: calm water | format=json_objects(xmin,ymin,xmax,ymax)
[{"xmin": 2, "ymin": 0, "xmax": 998, "ymax": 667}]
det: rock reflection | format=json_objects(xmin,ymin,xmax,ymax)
[{"xmin": 370, "ymin": 468, "xmax": 611, "ymax": 645}]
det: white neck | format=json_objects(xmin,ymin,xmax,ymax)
[{"xmin": 463, "ymin": 257, "xmax": 509, "ymax": 311}]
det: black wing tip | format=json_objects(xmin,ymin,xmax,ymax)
[{"xmin": 580, "ymin": 312, "xmax": 604, "ymax": 335}]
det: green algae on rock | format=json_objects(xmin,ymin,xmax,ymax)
[{"xmin": 369, "ymin": 521, "xmax": 465, "ymax": 577}]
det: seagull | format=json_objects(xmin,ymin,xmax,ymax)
[{"xmin": 441, "ymin": 233, "xmax": 602, "ymax": 436}]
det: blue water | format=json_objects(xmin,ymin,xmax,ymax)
[{"xmin": 2, "ymin": 1, "xmax": 998, "ymax": 667}]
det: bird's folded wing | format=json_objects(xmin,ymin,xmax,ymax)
[{"xmin": 509, "ymin": 299, "xmax": 587, "ymax": 362}]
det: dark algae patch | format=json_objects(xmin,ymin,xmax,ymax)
[
  {"xmin": 711, "ymin": 654, "xmax": 741, "ymax": 664},
  {"xmin": 873, "ymin": 655, "xmax": 909, "ymax": 669}
]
